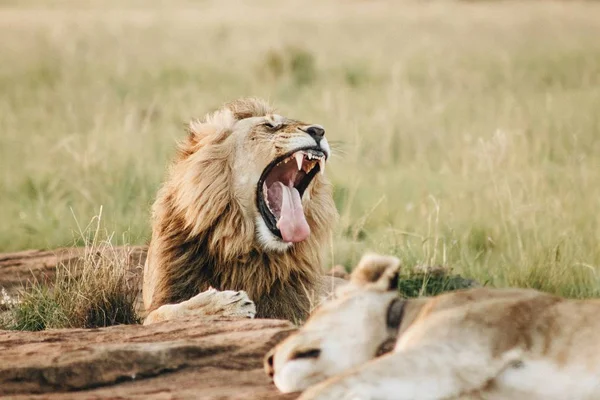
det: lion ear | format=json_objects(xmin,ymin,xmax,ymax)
[
  {"xmin": 188, "ymin": 119, "xmax": 219, "ymax": 139},
  {"xmin": 350, "ymin": 253, "xmax": 400, "ymax": 292},
  {"xmin": 187, "ymin": 104, "xmax": 239, "ymax": 141}
]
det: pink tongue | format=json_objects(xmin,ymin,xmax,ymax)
[{"xmin": 275, "ymin": 182, "xmax": 311, "ymax": 243}]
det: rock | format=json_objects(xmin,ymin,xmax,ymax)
[
  {"xmin": 0, "ymin": 246, "xmax": 148, "ymax": 296},
  {"xmin": 0, "ymin": 248, "xmax": 305, "ymax": 398},
  {"xmin": 0, "ymin": 318, "xmax": 296, "ymax": 399}
]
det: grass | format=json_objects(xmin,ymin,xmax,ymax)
[
  {"xmin": 1, "ymin": 0, "xmax": 600, "ymax": 300},
  {"xmin": 0, "ymin": 209, "xmax": 141, "ymax": 330}
]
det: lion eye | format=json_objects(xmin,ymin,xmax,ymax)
[
  {"xmin": 263, "ymin": 121, "xmax": 282, "ymax": 130},
  {"xmin": 290, "ymin": 348, "xmax": 321, "ymax": 360}
]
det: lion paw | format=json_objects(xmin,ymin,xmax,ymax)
[
  {"xmin": 191, "ymin": 287, "xmax": 257, "ymax": 319},
  {"xmin": 144, "ymin": 288, "xmax": 256, "ymax": 325}
]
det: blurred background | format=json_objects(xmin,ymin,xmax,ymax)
[{"xmin": 1, "ymin": 0, "xmax": 599, "ymax": 296}]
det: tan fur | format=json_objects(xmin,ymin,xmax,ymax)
[
  {"xmin": 143, "ymin": 288, "xmax": 256, "ymax": 325},
  {"xmin": 143, "ymin": 98, "xmax": 338, "ymax": 322},
  {"xmin": 268, "ymin": 254, "xmax": 600, "ymax": 399}
]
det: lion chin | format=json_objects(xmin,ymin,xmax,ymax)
[{"xmin": 142, "ymin": 98, "xmax": 339, "ymax": 322}]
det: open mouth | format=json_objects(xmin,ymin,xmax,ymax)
[{"xmin": 257, "ymin": 147, "xmax": 326, "ymax": 243}]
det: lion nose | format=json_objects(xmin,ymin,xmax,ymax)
[{"xmin": 302, "ymin": 125, "xmax": 325, "ymax": 144}]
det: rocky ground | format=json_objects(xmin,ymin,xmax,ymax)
[
  {"xmin": 0, "ymin": 248, "xmax": 297, "ymax": 399},
  {"xmin": 0, "ymin": 317, "xmax": 296, "ymax": 399},
  {"xmin": 0, "ymin": 246, "xmax": 478, "ymax": 399},
  {"xmin": 0, "ymin": 247, "xmax": 147, "ymax": 299}
]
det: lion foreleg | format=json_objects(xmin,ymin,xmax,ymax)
[
  {"xmin": 298, "ymin": 341, "xmax": 522, "ymax": 400},
  {"xmin": 144, "ymin": 288, "xmax": 256, "ymax": 325}
]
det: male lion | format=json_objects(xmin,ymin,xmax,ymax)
[
  {"xmin": 266, "ymin": 254, "xmax": 600, "ymax": 399},
  {"xmin": 143, "ymin": 98, "xmax": 340, "ymax": 324}
]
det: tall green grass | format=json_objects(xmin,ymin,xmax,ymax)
[{"xmin": 1, "ymin": 1, "xmax": 599, "ymax": 297}]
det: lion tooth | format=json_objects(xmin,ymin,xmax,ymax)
[
  {"xmin": 294, "ymin": 152, "xmax": 304, "ymax": 171},
  {"xmin": 318, "ymin": 158, "xmax": 325, "ymax": 174},
  {"xmin": 303, "ymin": 161, "xmax": 313, "ymax": 174}
]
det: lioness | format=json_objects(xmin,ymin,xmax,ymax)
[
  {"xmin": 143, "ymin": 98, "xmax": 341, "ymax": 324},
  {"xmin": 266, "ymin": 254, "xmax": 600, "ymax": 399}
]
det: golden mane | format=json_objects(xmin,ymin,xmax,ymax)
[{"xmin": 143, "ymin": 98, "xmax": 337, "ymax": 321}]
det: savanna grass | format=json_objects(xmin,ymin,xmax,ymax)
[
  {"xmin": 1, "ymin": 0, "xmax": 599, "ymax": 299},
  {"xmin": 1, "ymin": 210, "xmax": 141, "ymax": 331}
]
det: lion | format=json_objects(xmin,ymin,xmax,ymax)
[
  {"xmin": 142, "ymin": 98, "xmax": 341, "ymax": 325},
  {"xmin": 265, "ymin": 254, "xmax": 600, "ymax": 399}
]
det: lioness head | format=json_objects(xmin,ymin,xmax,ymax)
[
  {"xmin": 264, "ymin": 253, "xmax": 401, "ymax": 393},
  {"xmin": 187, "ymin": 97, "xmax": 332, "ymax": 252}
]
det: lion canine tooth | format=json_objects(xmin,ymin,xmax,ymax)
[
  {"xmin": 294, "ymin": 152, "xmax": 304, "ymax": 170},
  {"xmin": 318, "ymin": 158, "xmax": 325, "ymax": 174}
]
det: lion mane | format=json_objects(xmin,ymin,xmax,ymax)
[{"xmin": 143, "ymin": 98, "xmax": 338, "ymax": 321}]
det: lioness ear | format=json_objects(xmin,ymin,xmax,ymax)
[{"xmin": 350, "ymin": 253, "xmax": 400, "ymax": 291}]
